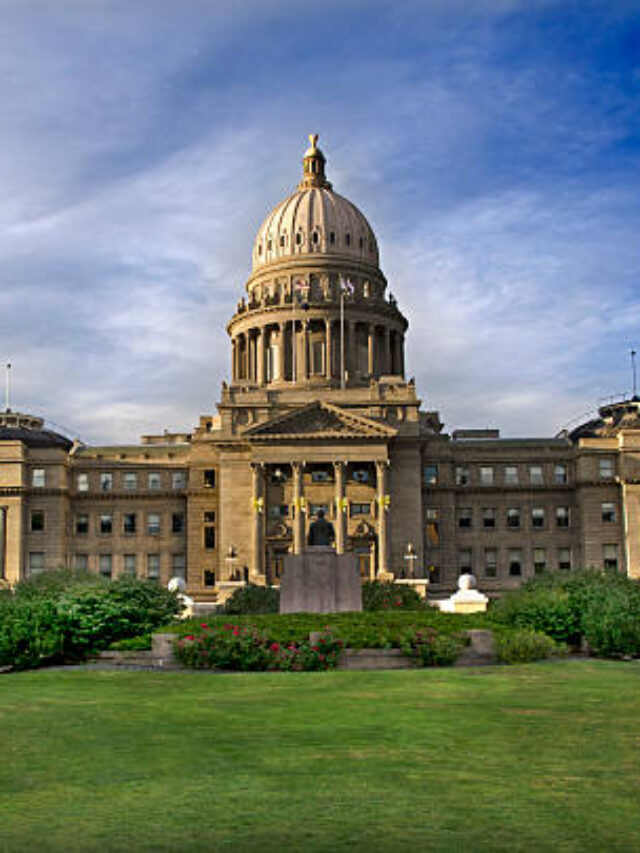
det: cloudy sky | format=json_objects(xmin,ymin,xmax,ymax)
[{"xmin": 1, "ymin": 0, "xmax": 639, "ymax": 442}]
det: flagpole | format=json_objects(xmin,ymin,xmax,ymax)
[
  {"xmin": 340, "ymin": 288, "xmax": 345, "ymax": 390},
  {"xmin": 292, "ymin": 287, "xmax": 296, "ymax": 383}
]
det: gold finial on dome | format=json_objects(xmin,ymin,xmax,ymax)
[{"xmin": 299, "ymin": 133, "xmax": 332, "ymax": 190}]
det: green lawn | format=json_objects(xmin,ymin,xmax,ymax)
[{"xmin": 1, "ymin": 662, "xmax": 639, "ymax": 852}]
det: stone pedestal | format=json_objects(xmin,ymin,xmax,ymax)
[
  {"xmin": 280, "ymin": 546, "xmax": 362, "ymax": 613},
  {"xmin": 433, "ymin": 573, "xmax": 489, "ymax": 614}
]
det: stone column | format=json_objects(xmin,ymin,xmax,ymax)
[
  {"xmin": 251, "ymin": 464, "xmax": 265, "ymax": 579},
  {"xmin": 278, "ymin": 322, "xmax": 286, "ymax": 382},
  {"xmin": 325, "ymin": 318, "xmax": 333, "ymax": 381},
  {"xmin": 333, "ymin": 461, "xmax": 346, "ymax": 554},
  {"xmin": 399, "ymin": 335, "xmax": 405, "ymax": 378},
  {"xmin": 376, "ymin": 461, "xmax": 389, "ymax": 576},
  {"xmin": 383, "ymin": 327, "xmax": 391, "ymax": 376},
  {"xmin": 0, "ymin": 507, "xmax": 6, "ymax": 581},
  {"xmin": 367, "ymin": 324, "xmax": 375, "ymax": 376},
  {"xmin": 301, "ymin": 320, "xmax": 309, "ymax": 380},
  {"xmin": 292, "ymin": 462, "xmax": 305, "ymax": 555},
  {"xmin": 231, "ymin": 338, "xmax": 237, "ymax": 382},
  {"xmin": 257, "ymin": 327, "xmax": 265, "ymax": 385},
  {"xmin": 346, "ymin": 321, "xmax": 355, "ymax": 380}
]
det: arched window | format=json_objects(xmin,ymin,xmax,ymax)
[
  {"xmin": 280, "ymin": 234, "xmax": 286, "ymax": 247},
  {"xmin": 312, "ymin": 231, "xmax": 319, "ymax": 245},
  {"xmin": 258, "ymin": 244, "xmax": 263, "ymax": 256},
  {"xmin": 329, "ymin": 232, "xmax": 336, "ymax": 245},
  {"xmin": 296, "ymin": 232, "xmax": 303, "ymax": 246},
  {"xmin": 267, "ymin": 239, "xmax": 273, "ymax": 251},
  {"xmin": 359, "ymin": 237, "xmax": 364, "ymax": 249}
]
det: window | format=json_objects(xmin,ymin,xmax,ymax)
[
  {"xmin": 457, "ymin": 507, "xmax": 472, "ymax": 529},
  {"xmin": 483, "ymin": 508, "xmax": 496, "ymax": 529},
  {"xmin": 172, "ymin": 471, "xmax": 185, "ymax": 490},
  {"xmin": 455, "ymin": 466, "xmax": 470, "ymax": 486},
  {"xmin": 147, "ymin": 554, "xmax": 160, "ymax": 580},
  {"xmin": 508, "ymin": 548, "xmax": 522, "ymax": 576},
  {"xmin": 99, "ymin": 554, "xmax": 112, "ymax": 577},
  {"xmin": 123, "ymin": 554, "xmax": 137, "ymax": 575},
  {"xmin": 99, "ymin": 514, "xmax": 113, "ymax": 535},
  {"xmin": 599, "ymin": 458, "xmax": 614, "ymax": 479},
  {"xmin": 75, "ymin": 514, "xmax": 89, "ymax": 535},
  {"xmin": 172, "ymin": 513, "xmax": 185, "ymax": 533},
  {"xmin": 504, "ymin": 466, "xmax": 518, "ymax": 486},
  {"xmin": 529, "ymin": 465, "xmax": 543, "ymax": 486},
  {"xmin": 30, "ymin": 511, "xmax": 44, "ymax": 532},
  {"xmin": 203, "ymin": 511, "xmax": 216, "ymax": 523},
  {"xmin": 425, "ymin": 508, "xmax": 439, "ymax": 546},
  {"xmin": 148, "ymin": 472, "xmax": 161, "ymax": 490},
  {"xmin": 204, "ymin": 527, "xmax": 216, "ymax": 550},
  {"xmin": 480, "ymin": 466, "xmax": 494, "ymax": 486},
  {"xmin": 423, "ymin": 464, "xmax": 438, "ymax": 486},
  {"xmin": 77, "ymin": 473, "xmax": 89, "ymax": 492},
  {"xmin": 32, "ymin": 468, "xmax": 45, "ymax": 488},
  {"xmin": 311, "ymin": 468, "xmax": 332, "ymax": 483},
  {"xmin": 28, "ymin": 552, "xmax": 45, "ymax": 575},
  {"xmin": 558, "ymin": 547, "xmax": 571, "ymax": 571},
  {"xmin": 310, "ymin": 503, "xmax": 330, "ymax": 517},
  {"xmin": 100, "ymin": 472, "xmax": 113, "ymax": 492},
  {"xmin": 329, "ymin": 231, "xmax": 335, "ymax": 245},
  {"xmin": 269, "ymin": 504, "xmax": 289, "ymax": 519},
  {"xmin": 603, "ymin": 544, "xmax": 618, "ymax": 571},
  {"xmin": 350, "ymin": 502, "xmax": 370, "ymax": 516},
  {"xmin": 554, "ymin": 464, "xmax": 567, "ymax": 484},
  {"xmin": 204, "ymin": 570, "xmax": 216, "ymax": 587},
  {"xmin": 484, "ymin": 548, "xmax": 497, "ymax": 578},
  {"xmin": 533, "ymin": 548, "xmax": 546, "ymax": 574},
  {"xmin": 556, "ymin": 506, "xmax": 569, "ymax": 528},
  {"xmin": 123, "ymin": 472, "xmax": 138, "ymax": 491},
  {"xmin": 352, "ymin": 468, "xmax": 369, "ymax": 483},
  {"xmin": 507, "ymin": 508, "xmax": 520, "ymax": 529},
  {"xmin": 123, "ymin": 513, "xmax": 137, "ymax": 534},
  {"xmin": 74, "ymin": 554, "xmax": 88, "ymax": 571},
  {"xmin": 345, "ymin": 233, "xmax": 351, "ymax": 246},
  {"xmin": 172, "ymin": 554, "xmax": 186, "ymax": 579},
  {"xmin": 147, "ymin": 513, "xmax": 161, "ymax": 535},
  {"xmin": 531, "ymin": 507, "xmax": 545, "ymax": 529},
  {"xmin": 602, "ymin": 502, "xmax": 616, "ymax": 523},
  {"xmin": 203, "ymin": 470, "xmax": 216, "ymax": 488},
  {"xmin": 458, "ymin": 548, "xmax": 472, "ymax": 575}
]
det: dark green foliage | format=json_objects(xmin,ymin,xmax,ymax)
[
  {"xmin": 108, "ymin": 634, "xmax": 153, "ymax": 651},
  {"xmin": 0, "ymin": 569, "xmax": 182, "ymax": 670},
  {"xmin": 495, "ymin": 629, "xmax": 566, "ymax": 664},
  {"xmin": 401, "ymin": 627, "xmax": 465, "ymax": 666},
  {"xmin": 223, "ymin": 583, "xmax": 280, "ymax": 614},
  {"xmin": 362, "ymin": 581, "xmax": 425, "ymax": 611}
]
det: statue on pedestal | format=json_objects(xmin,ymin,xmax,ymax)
[{"xmin": 307, "ymin": 509, "xmax": 335, "ymax": 547}]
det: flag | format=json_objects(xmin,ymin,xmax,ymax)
[{"xmin": 340, "ymin": 277, "xmax": 354, "ymax": 295}]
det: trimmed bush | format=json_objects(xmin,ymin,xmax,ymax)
[
  {"xmin": 401, "ymin": 627, "xmax": 464, "ymax": 667},
  {"xmin": 223, "ymin": 584, "xmax": 280, "ymax": 614},
  {"xmin": 362, "ymin": 581, "xmax": 424, "ymax": 611},
  {"xmin": 495, "ymin": 629, "xmax": 566, "ymax": 664}
]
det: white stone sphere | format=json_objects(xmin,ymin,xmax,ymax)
[
  {"xmin": 168, "ymin": 576, "xmax": 186, "ymax": 594},
  {"xmin": 458, "ymin": 573, "xmax": 477, "ymax": 591}
]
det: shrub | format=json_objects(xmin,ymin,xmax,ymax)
[
  {"xmin": 223, "ymin": 584, "xmax": 280, "ymax": 614},
  {"xmin": 495, "ymin": 629, "xmax": 566, "ymax": 664},
  {"xmin": 582, "ymin": 591, "xmax": 640, "ymax": 658},
  {"xmin": 492, "ymin": 586, "xmax": 580, "ymax": 645},
  {"xmin": 401, "ymin": 628, "xmax": 464, "ymax": 667},
  {"xmin": 362, "ymin": 581, "xmax": 424, "ymax": 611}
]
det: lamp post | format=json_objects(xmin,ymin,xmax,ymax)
[{"xmin": 403, "ymin": 543, "xmax": 418, "ymax": 579}]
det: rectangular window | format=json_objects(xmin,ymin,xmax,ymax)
[
  {"xmin": 601, "ymin": 502, "xmax": 616, "ymax": 523},
  {"xmin": 504, "ymin": 466, "xmax": 518, "ymax": 485},
  {"xmin": 458, "ymin": 548, "xmax": 472, "ymax": 574},
  {"xmin": 203, "ymin": 470, "xmax": 216, "ymax": 488},
  {"xmin": 148, "ymin": 472, "xmax": 161, "ymax": 490},
  {"xmin": 457, "ymin": 507, "xmax": 472, "ymax": 529},
  {"xmin": 484, "ymin": 548, "xmax": 497, "ymax": 578},
  {"xmin": 172, "ymin": 471, "xmax": 186, "ymax": 490},
  {"xmin": 99, "ymin": 554, "xmax": 112, "ymax": 577},
  {"xmin": 204, "ymin": 526, "xmax": 216, "ymax": 550},
  {"xmin": 556, "ymin": 506, "xmax": 570, "ymax": 528},
  {"xmin": 423, "ymin": 464, "xmax": 438, "ymax": 486},
  {"xmin": 172, "ymin": 512, "xmax": 185, "ymax": 533},
  {"xmin": 455, "ymin": 466, "xmax": 470, "ymax": 486},
  {"xmin": 74, "ymin": 553, "xmax": 88, "ymax": 571},
  {"xmin": 99, "ymin": 514, "xmax": 113, "ymax": 535},
  {"xmin": 28, "ymin": 551, "xmax": 45, "ymax": 575},
  {"xmin": 32, "ymin": 468, "xmax": 45, "ymax": 488},
  {"xmin": 531, "ymin": 507, "xmax": 545, "ymax": 529},
  {"xmin": 533, "ymin": 548, "xmax": 546, "ymax": 574},
  {"xmin": 558, "ymin": 547, "xmax": 571, "ymax": 571},
  {"xmin": 75, "ymin": 514, "xmax": 89, "ymax": 535},
  {"xmin": 428, "ymin": 564, "xmax": 441, "ymax": 584},
  {"xmin": 171, "ymin": 553, "xmax": 186, "ymax": 579},
  {"xmin": 147, "ymin": 554, "xmax": 160, "ymax": 580},
  {"xmin": 603, "ymin": 544, "xmax": 618, "ymax": 571},
  {"xmin": 76, "ymin": 473, "xmax": 89, "ymax": 492},
  {"xmin": 147, "ymin": 513, "xmax": 161, "ymax": 535},
  {"xmin": 123, "ymin": 472, "xmax": 138, "ymax": 491},
  {"xmin": 483, "ymin": 508, "xmax": 496, "ymax": 529},
  {"xmin": 30, "ymin": 510, "xmax": 45, "ymax": 532},
  {"xmin": 123, "ymin": 554, "xmax": 137, "ymax": 575},
  {"xmin": 349, "ymin": 502, "xmax": 370, "ymax": 516},
  {"xmin": 425, "ymin": 508, "xmax": 439, "ymax": 546},
  {"xmin": 203, "ymin": 511, "xmax": 216, "ymax": 523},
  {"xmin": 507, "ymin": 507, "xmax": 520, "ymax": 529},
  {"xmin": 123, "ymin": 513, "xmax": 137, "ymax": 534},
  {"xmin": 599, "ymin": 458, "xmax": 614, "ymax": 479},
  {"xmin": 351, "ymin": 468, "xmax": 369, "ymax": 483},
  {"xmin": 480, "ymin": 466, "xmax": 494, "ymax": 486},
  {"xmin": 554, "ymin": 464, "xmax": 567, "ymax": 484},
  {"xmin": 508, "ymin": 548, "xmax": 522, "ymax": 576},
  {"xmin": 204, "ymin": 569, "xmax": 216, "ymax": 587},
  {"xmin": 100, "ymin": 472, "xmax": 113, "ymax": 492},
  {"xmin": 529, "ymin": 465, "xmax": 543, "ymax": 486},
  {"xmin": 311, "ymin": 468, "xmax": 332, "ymax": 483},
  {"xmin": 268, "ymin": 504, "xmax": 289, "ymax": 519}
]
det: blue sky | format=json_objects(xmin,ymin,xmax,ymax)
[{"xmin": 1, "ymin": 0, "xmax": 639, "ymax": 442}]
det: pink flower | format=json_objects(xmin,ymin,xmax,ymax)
[
  {"xmin": 200, "ymin": 623, "xmax": 209, "ymax": 629},
  {"xmin": 184, "ymin": 635, "xmax": 194, "ymax": 641},
  {"xmin": 270, "ymin": 643, "xmax": 280, "ymax": 652}
]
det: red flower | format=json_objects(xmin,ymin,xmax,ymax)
[
  {"xmin": 200, "ymin": 623, "xmax": 209, "ymax": 629},
  {"xmin": 270, "ymin": 643, "xmax": 280, "ymax": 652},
  {"xmin": 184, "ymin": 635, "xmax": 194, "ymax": 641},
  {"xmin": 232, "ymin": 628, "xmax": 239, "ymax": 636}
]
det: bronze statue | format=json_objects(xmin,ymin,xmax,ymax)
[{"xmin": 307, "ymin": 509, "xmax": 335, "ymax": 547}]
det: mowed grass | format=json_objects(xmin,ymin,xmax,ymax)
[{"xmin": 1, "ymin": 662, "xmax": 639, "ymax": 852}]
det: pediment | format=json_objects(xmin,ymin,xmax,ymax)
[{"xmin": 245, "ymin": 402, "xmax": 396, "ymax": 441}]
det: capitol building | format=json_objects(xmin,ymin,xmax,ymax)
[{"xmin": 1, "ymin": 137, "xmax": 639, "ymax": 599}]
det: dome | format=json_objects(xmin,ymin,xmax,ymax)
[
  {"xmin": 251, "ymin": 136, "xmax": 379, "ymax": 272},
  {"xmin": 0, "ymin": 410, "xmax": 73, "ymax": 450}
]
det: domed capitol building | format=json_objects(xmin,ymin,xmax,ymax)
[{"xmin": 1, "ymin": 137, "xmax": 639, "ymax": 599}]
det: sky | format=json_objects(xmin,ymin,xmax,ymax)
[{"xmin": 1, "ymin": 0, "xmax": 639, "ymax": 442}]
